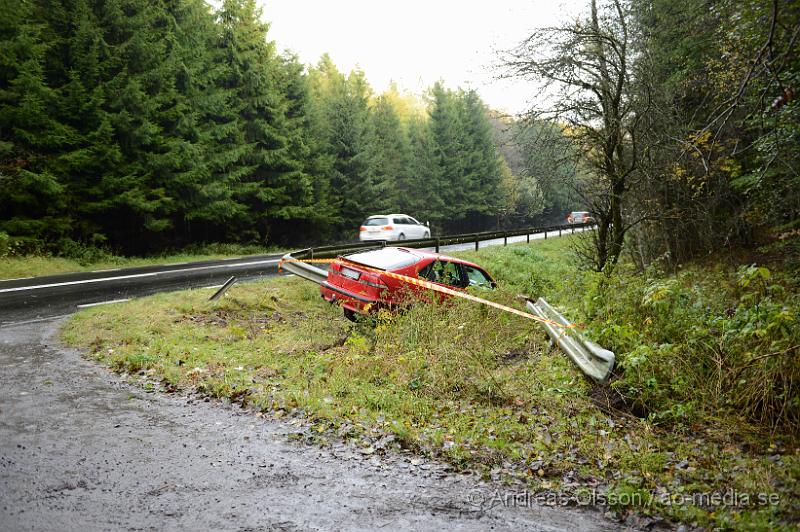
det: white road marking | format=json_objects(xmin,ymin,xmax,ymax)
[
  {"xmin": 77, "ymin": 298, "xmax": 131, "ymax": 309},
  {"xmin": 0, "ymin": 314, "xmax": 74, "ymax": 327},
  {"xmin": 0, "ymin": 259, "xmax": 280, "ymax": 294}
]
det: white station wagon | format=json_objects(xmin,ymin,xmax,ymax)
[{"xmin": 359, "ymin": 214, "xmax": 431, "ymax": 241}]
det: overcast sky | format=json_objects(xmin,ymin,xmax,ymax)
[{"xmin": 259, "ymin": 0, "xmax": 584, "ymax": 116}]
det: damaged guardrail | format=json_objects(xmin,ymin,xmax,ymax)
[
  {"xmin": 526, "ymin": 298, "xmax": 615, "ymax": 383},
  {"xmin": 280, "ymin": 222, "xmax": 614, "ymax": 384},
  {"xmin": 278, "ymin": 251, "xmax": 328, "ymax": 285}
]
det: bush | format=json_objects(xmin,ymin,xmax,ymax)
[
  {"xmin": 0, "ymin": 232, "xmax": 9, "ymax": 258},
  {"xmin": 53, "ymin": 238, "xmax": 115, "ymax": 265},
  {"xmin": 584, "ymin": 262, "xmax": 799, "ymax": 433}
]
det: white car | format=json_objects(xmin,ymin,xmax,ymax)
[{"xmin": 359, "ymin": 214, "xmax": 431, "ymax": 241}]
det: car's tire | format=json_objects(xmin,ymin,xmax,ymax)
[
  {"xmin": 398, "ymin": 233, "xmax": 406, "ymax": 240},
  {"xmin": 343, "ymin": 308, "xmax": 357, "ymax": 322},
  {"xmin": 423, "ymin": 231, "xmax": 430, "ymax": 238}
]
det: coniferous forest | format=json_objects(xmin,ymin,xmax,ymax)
[
  {"xmin": 1, "ymin": 0, "xmax": 554, "ymax": 255},
  {"xmin": 1, "ymin": 0, "xmax": 798, "ymax": 267}
]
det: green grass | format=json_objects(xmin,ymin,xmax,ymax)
[
  {"xmin": 62, "ymin": 234, "xmax": 799, "ymax": 529},
  {"xmin": 0, "ymin": 243, "xmax": 281, "ymax": 280}
]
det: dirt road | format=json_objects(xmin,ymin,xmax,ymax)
[{"xmin": 0, "ymin": 317, "xmax": 626, "ymax": 531}]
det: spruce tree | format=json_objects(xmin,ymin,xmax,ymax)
[
  {"xmin": 309, "ymin": 57, "xmax": 378, "ymax": 231},
  {"xmin": 0, "ymin": 0, "xmax": 75, "ymax": 245},
  {"xmin": 216, "ymin": 0, "xmax": 318, "ymax": 244},
  {"xmin": 370, "ymin": 94, "xmax": 410, "ymax": 212},
  {"xmin": 405, "ymin": 115, "xmax": 443, "ymax": 223}
]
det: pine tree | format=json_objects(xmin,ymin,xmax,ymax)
[
  {"xmin": 309, "ymin": 57, "xmax": 378, "ymax": 231},
  {"xmin": 405, "ymin": 115, "xmax": 443, "ymax": 222},
  {"xmin": 370, "ymin": 94, "xmax": 410, "ymax": 212},
  {"xmin": 0, "ymin": 0, "xmax": 75, "ymax": 245},
  {"xmin": 269, "ymin": 51, "xmax": 339, "ymax": 242},
  {"xmin": 216, "ymin": 0, "xmax": 320, "ymax": 244},
  {"xmin": 457, "ymin": 89, "xmax": 503, "ymax": 220},
  {"xmin": 428, "ymin": 82, "xmax": 466, "ymax": 220}
]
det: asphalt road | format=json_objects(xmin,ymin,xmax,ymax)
[
  {"xmin": 0, "ymin": 225, "xmax": 589, "ymax": 325},
  {"xmin": 0, "ymin": 226, "xmax": 614, "ymax": 531},
  {"xmin": 0, "ymin": 254, "xmax": 285, "ymax": 325}
]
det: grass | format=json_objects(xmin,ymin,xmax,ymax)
[
  {"xmin": 62, "ymin": 234, "xmax": 799, "ymax": 530},
  {"xmin": 0, "ymin": 243, "xmax": 282, "ymax": 280}
]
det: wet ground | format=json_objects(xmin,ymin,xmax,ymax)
[
  {"xmin": 0, "ymin": 317, "xmax": 621, "ymax": 531},
  {"xmin": 0, "ymin": 226, "xmax": 616, "ymax": 531}
]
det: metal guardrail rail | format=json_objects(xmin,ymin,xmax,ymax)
[
  {"xmin": 526, "ymin": 298, "xmax": 615, "ymax": 383},
  {"xmin": 280, "ymin": 221, "xmax": 594, "ymax": 286}
]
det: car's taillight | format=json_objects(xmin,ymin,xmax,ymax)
[
  {"xmin": 360, "ymin": 272, "xmax": 388, "ymax": 290},
  {"xmin": 330, "ymin": 261, "xmax": 341, "ymax": 272},
  {"xmin": 382, "ymin": 225, "xmax": 393, "ymax": 230},
  {"xmin": 360, "ymin": 226, "xmax": 366, "ymax": 232}
]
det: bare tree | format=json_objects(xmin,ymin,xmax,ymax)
[{"xmin": 503, "ymin": 0, "xmax": 639, "ymax": 271}]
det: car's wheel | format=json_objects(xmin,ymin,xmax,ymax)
[
  {"xmin": 423, "ymin": 231, "xmax": 430, "ymax": 238},
  {"xmin": 398, "ymin": 233, "xmax": 406, "ymax": 240},
  {"xmin": 343, "ymin": 308, "xmax": 357, "ymax": 322}
]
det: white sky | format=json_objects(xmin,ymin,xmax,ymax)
[{"xmin": 259, "ymin": 0, "xmax": 585, "ymax": 116}]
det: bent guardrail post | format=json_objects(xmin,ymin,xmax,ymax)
[
  {"xmin": 209, "ymin": 276, "xmax": 237, "ymax": 301},
  {"xmin": 526, "ymin": 298, "xmax": 615, "ymax": 383}
]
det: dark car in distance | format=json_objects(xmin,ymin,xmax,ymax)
[{"xmin": 567, "ymin": 211, "xmax": 593, "ymax": 224}]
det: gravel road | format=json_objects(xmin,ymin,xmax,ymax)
[{"xmin": 0, "ymin": 317, "xmax": 622, "ymax": 531}]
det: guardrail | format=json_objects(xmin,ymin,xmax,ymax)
[
  {"xmin": 280, "ymin": 221, "xmax": 594, "ymax": 284},
  {"xmin": 526, "ymin": 298, "xmax": 615, "ymax": 383},
  {"xmin": 280, "ymin": 221, "xmax": 611, "ymax": 383},
  {"xmin": 286, "ymin": 221, "xmax": 594, "ymax": 262}
]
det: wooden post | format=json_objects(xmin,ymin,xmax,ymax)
[
  {"xmin": 474, "ymin": 234, "xmax": 479, "ymax": 251},
  {"xmin": 435, "ymin": 238, "xmax": 440, "ymax": 253}
]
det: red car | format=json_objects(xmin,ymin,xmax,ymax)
[{"xmin": 320, "ymin": 247, "xmax": 496, "ymax": 320}]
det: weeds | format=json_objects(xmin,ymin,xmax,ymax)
[{"xmin": 62, "ymin": 235, "xmax": 800, "ymax": 529}]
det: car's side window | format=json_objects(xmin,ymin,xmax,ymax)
[
  {"xmin": 419, "ymin": 260, "xmax": 467, "ymax": 288},
  {"xmin": 464, "ymin": 265, "xmax": 493, "ymax": 288},
  {"xmin": 408, "ymin": 217, "xmax": 420, "ymax": 226}
]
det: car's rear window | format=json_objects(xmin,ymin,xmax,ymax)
[
  {"xmin": 363, "ymin": 217, "xmax": 389, "ymax": 226},
  {"xmin": 343, "ymin": 248, "xmax": 422, "ymax": 270}
]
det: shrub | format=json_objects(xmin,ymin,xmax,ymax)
[{"xmin": 585, "ymin": 262, "xmax": 799, "ymax": 433}]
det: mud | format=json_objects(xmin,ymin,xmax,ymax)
[{"xmin": 0, "ymin": 317, "xmax": 623, "ymax": 531}]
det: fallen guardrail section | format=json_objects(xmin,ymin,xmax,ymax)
[{"xmin": 526, "ymin": 298, "xmax": 615, "ymax": 383}]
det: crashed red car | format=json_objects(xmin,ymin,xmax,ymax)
[{"xmin": 320, "ymin": 247, "xmax": 496, "ymax": 320}]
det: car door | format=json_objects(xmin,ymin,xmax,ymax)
[
  {"xmin": 389, "ymin": 216, "xmax": 404, "ymax": 239},
  {"xmin": 407, "ymin": 217, "xmax": 425, "ymax": 238}
]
